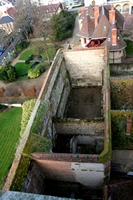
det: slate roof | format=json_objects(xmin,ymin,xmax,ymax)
[
  {"xmin": 78, "ymin": 4, "xmax": 125, "ymax": 51},
  {"xmin": 38, "ymin": 2, "xmax": 64, "ymax": 14},
  {"xmin": 0, "ymin": 14, "xmax": 14, "ymax": 24},
  {"xmin": 78, "ymin": 14, "xmax": 94, "ymax": 38},
  {"xmin": 101, "ymin": 26, "xmax": 126, "ymax": 51},
  {"xmin": 92, "ymin": 14, "xmax": 110, "ymax": 39}
]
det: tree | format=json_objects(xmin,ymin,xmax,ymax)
[
  {"xmin": 13, "ymin": 0, "xmax": 36, "ymax": 41},
  {"xmin": 33, "ymin": 7, "xmax": 51, "ymax": 65},
  {"xmin": 50, "ymin": 10, "xmax": 75, "ymax": 41},
  {"xmin": 0, "ymin": 63, "xmax": 17, "ymax": 82}
]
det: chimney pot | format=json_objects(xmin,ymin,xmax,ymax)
[
  {"xmin": 94, "ymin": 6, "xmax": 99, "ymax": 27},
  {"xmin": 109, "ymin": 8, "xmax": 116, "ymax": 24}
]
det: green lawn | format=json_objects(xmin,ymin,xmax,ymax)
[
  {"xmin": 14, "ymin": 62, "xmax": 34, "ymax": 76},
  {"xmin": 42, "ymin": 48, "xmax": 56, "ymax": 60},
  {"xmin": 19, "ymin": 46, "xmax": 58, "ymax": 61},
  {"xmin": 19, "ymin": 48, "xmax": 34, "ymax": 60},
  {"xmin": 0, "ymin": 107, "xmax": 22, "ymax": 189}
]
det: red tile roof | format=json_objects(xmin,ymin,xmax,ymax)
[
  {"xmin": 78, "ymin": 5, "xmax": 126, "ymax": 51},
  {"xmin": 5, "ymin": 7, "xmax": 15, "ymax": 18}
]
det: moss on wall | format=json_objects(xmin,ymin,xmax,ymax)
[
  {"xmin": 31, "ymin": 100, "xmax": 48, "ymax": 134},
  {"xmin": 10, "ymin": 133, "xmax": 51, "ymax": 191},
  {"xmin": 111, "ymin": 110, "xmax": 133, "ymax": 150},
  {"xmin": 20, "ymin": 99, "xmax": 36, "ymax": 137},
  {"xmin": 111, "ymin": 79, "xmax": 133, "ymax": 110}
]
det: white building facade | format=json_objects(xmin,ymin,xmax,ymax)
[{"xmin": 84, "ymin": 0, "xmax": 133, "ymax": 14}]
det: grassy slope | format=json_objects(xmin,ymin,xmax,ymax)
[{"xmin": 0, "ymin": 107, "xmax": 22, "ymax": 189}]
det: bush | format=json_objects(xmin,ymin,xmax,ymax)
[
  {"xmin": 25, "ymin": 60, "xmax": 30, "ymax": 64},
  {"xmin": 28, "ymin": 54, "xmax": 34, "ymax": 61},
  {"xmin": 36, "ymin": 63, "xmax": 49, "ymax": 73},
  {"xmin": 28, "ymin": 68, "xmax": 40, "ymax": 79},
  {"xmin": 0, "ymin": 64, "xmax": 16, "ymax": 82},
  {"xmin": 12, "ymin": 52, "xmax": 17, "ymax": 58},
  {"xmin": 16, "ymin": 41, "xmax": 29, "ymax": 53}
]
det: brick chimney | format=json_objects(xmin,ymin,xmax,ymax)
[
  {"xmin": 81, "ymin": 7, "xmax": 85, "ymax": 15},
  {"xmin": 112, "ymin": 28, "xmax": 117, "ymax": 45},
  {"xmin": 94, "ymin": 6, "xmax": 99, "ymax": 27},
  {"xmin": 109, "ymin": 5, "xmax": 116, "ymax": 24}
]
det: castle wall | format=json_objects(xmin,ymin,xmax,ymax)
[
  {"xmin": 110, "ymin": 63, "xmax": 133, "ymax": 76},
  {"xmin": 54, "ymin": 119, "xmax": 104, "ymax": 136},
  {"xmin": 63, "ymin": 48, "xmax": 106, "ymax": 87},
  {"xmin": 34, "ymin": 159, "xmax": 104, "ymax": 188}
]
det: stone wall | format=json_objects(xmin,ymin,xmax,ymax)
[
  {"xmin": 54, "ymin": 119, "xmax": 104, "ymax": 136},
  {"xmin": 32, "ymin": 158, "xmax": 104, "ymax": 189},
  {"xmin": 110, "ymin": 63, "xmax": 133, "ymax": 76},
  {"xmin": 63, "ymin": 48, "xmax": 106, "ymax": 87},
  {"xmin": 22, "ymin": 161, "xmax": 45, "ymax": 194},
  {"xmin": 32, "ymin": 55, "xmax": 71, "ymax": 137}
]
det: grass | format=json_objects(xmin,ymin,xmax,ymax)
[
  {"xmin": 42, "ymin": 47, "xmax": 56, "ymax": 60},
  {"xmin": 19, "ymin": 48, "xmax": 34, "ymax": 60},
  {"xmin": 0, "ymin": 107, "xmax": 22, "ymax": 189},
  {"xmin": 124, "ymin": 39, "xmax": 133, "ymax": 58},
  {"xmin": 19, "ymin": 45, "xmax": 58, "ymax": 61},
  {"xmin": 14, "ymin": 62, "xmax": 34, "ymax": 76}
]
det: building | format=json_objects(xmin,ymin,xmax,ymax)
[
  {"xmin": 77, "ymin": 4, "xmax": 126, "ymax": 63},
  {"xmin": 0, "ymin": 13, "xmax": 14, "ymax": 34},
  {"xmin": 107, "ymin": 0, "xmax": 133, "ymax": 14},
  {"xmin": 84, "ymin": 0, "xmax": 133, "ymax": 14},
  {"xmin": 2, "ymin": 46, "xmax": 111, "ymax": 199}
]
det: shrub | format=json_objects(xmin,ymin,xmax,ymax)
[
  {"xmin": 12, "ymin": 52, "xmax": 17, "ymax": 58},
  {"xmin": 25, "ymin": 60, "xmax": 30, "ymax": 64},
  {"xmin": 28, "ymin": 68, "xmax": 40, "ymax": 79},
  {"xmin": 0, "ymin": 64, "xmax": 16, "ymax": 82},
  {"xmin": 36, "ymin": 63, "xmax": 49, "ymax": 73},
  {"xmin": 28, "ymin": 54, "xmax": 34, "ymax": 61},
  {"xmin": 20, "ymin": 99, "xmax": 36, "ymax": 137},
  {"xmin": 16, "ymin": 41, "xmax": 29, "ymax": 53}
]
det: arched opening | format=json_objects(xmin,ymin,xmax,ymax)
[
  {"xmin": 131, "ymin": 6, "xmax": 133, "ymax": 13},
  {"xmin": 115, "ymin": 4, "xmax": 121, "ymax": 12},
  {"xmin": 123, "ymin": 3, "xmax": 129, "ymax": 12}
]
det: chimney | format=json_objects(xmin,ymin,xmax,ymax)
[
  {"xmin": 109, "ymin": 5, "xmax": 116, "ymax": 24},
  {"xmin": 94, "ymin": 6, "xmax": 99, "ymax": 27},
  {"xmin": 112, "ymin": 28, "xmax": 117, "ymax": 45},
  {"xmin": 81, "ymin": 7, "xmax": 85, "ymax": 15},
  {"xmin": 92, "ymin": 0, "xmax": 95, "ymax": 7}
]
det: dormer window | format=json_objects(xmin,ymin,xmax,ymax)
[{"xmin": 104, "ymin": 26, "xmax": 106, "ymax": 31}]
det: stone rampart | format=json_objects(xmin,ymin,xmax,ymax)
[{"xmin": 63, "ymin": 48, "xmax": 106, "ymax": 87}]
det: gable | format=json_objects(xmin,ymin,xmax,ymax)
[{"xmin": 92, "ymin": 14, "xmax": 110, "ymax": 39}]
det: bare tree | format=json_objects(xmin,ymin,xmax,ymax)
[
  {"xmin": 33, "ymin": 7, "xmax": 51, "ymax": 65},
  {"xmin": 13, "ymin": 0, "xmax": 36, "ymax": 41}
]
